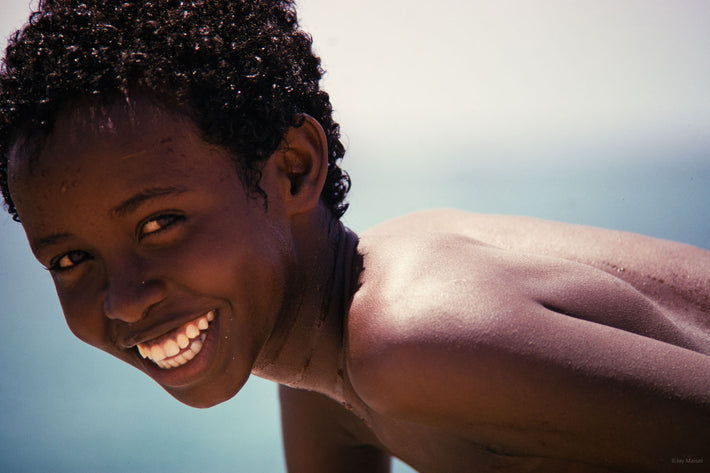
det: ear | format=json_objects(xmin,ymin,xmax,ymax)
[{"xmin": 263, "ymin": 114, "xmax": 329, "ymax": 216}]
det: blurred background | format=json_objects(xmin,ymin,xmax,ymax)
[{"xmin": 1, "ymin": 0, "xmax": 708, "ymax": 471}]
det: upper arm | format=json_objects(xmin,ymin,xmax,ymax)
[
  {"xmin": 349, "ymin": 241, "xmax": 710, "ymax": 470},
  {"xmin": 279, "ymin": 385, "xmax": 390, "ymax": 473}
]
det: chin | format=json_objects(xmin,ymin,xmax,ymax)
[{"xmin": 164, "ymin": 375, "xmax": 249, "ymax": 409}]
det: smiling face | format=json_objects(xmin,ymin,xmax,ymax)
[{"xmin": 8, "ymin": 100, "xmax": 298, "ymax": 407}]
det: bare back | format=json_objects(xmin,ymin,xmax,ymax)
[
  {"xmin": 366, "ymin": 209, "xmax": 710, "ymax": 342},
  {"xmin": 282, "ymin": 209, "xmax": 710, "ymax": 473}
]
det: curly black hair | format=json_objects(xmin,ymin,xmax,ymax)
[{"xmin": 0, "ymin": 0, "xmax": 350, "ymax": 221}]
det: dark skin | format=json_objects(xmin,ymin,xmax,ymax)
[{"xmin": 8, "ymin": 99, "xmax": 710, "ymax": 473}]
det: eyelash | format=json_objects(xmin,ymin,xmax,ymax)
[
  {"xmin": 138, "ymin": 213, "xmax": 185, "ymax": 240},
  {"xmin": 48, "ymin": 213, "xmax": 185, "ymax": 272},
  {"xmin": 49, "ymin": 250, "xmax": 91, "ymax": 272}
]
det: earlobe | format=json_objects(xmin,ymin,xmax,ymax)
[{"xmin": 271, "ymin": 114, "xmax": 329, "ymax": 216}]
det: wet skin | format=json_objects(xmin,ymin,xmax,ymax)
[{"xmin": 8, "ymin": 100, "xmax": 710, "ymax": 472}]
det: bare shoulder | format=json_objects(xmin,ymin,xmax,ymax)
[
  {"xmin": 361, "ymin": 209, "xmax": 710, "ymax": 329},
  {"xmin": 346, "ymin": 229, "xmax": 541, "ymax": 416},
  {"xmin": 349, "ymin": 210, "xmax": 710, "ymax": 384},
  {"xmin": 344, "ymin": 213, "xmax": 710, "ymax": 467},
  {"xmin": 352, "ymin": 209, "xmax": 710, "ymax": 360}
]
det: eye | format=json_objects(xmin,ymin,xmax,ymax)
[
  {"xmin": 138, "ymin": 214, "xmax": 185, "ymax": 239},
  {"xmin": 49, "ymin": 250, "xmax": 91, "ymax": 272}
]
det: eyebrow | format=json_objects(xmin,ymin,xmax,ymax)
[
  {"xmin": 110, "ymin": 186, "xmax": 188, "ymax": 218},
  {"xmin": 33, "ymin": 232, "xmax": 74, "ymax": 254},
  {"xmin": 31, "ymin": 186, "xmax": 189, "ymax": 255}
]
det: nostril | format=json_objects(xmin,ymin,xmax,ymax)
[
  {"xmin": 103, "ymin": 278, "xmax": 166, "ymax": 323},
  {"xmin": 103, "ymin": 295, "xmax": 140, "ymax": 322}
]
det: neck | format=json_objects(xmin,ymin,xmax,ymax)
[{"xmin": 252, "ymin": 206, "xmax": 361, "ymax": 400}]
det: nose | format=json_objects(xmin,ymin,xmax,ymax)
[{"xmin": 103, "ymin": 265, "xmax": 167, "ymax": 323}]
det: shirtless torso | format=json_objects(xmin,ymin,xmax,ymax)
[
  {"xmin": 280, "ymin": 209, "xmax": 710, "ymax": 473},
  {"xmin": 3, "ymin": 2, "xmax": 709, "ymax": 472}
]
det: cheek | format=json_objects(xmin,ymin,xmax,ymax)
[
  {"xmin": 58, "ymin": 290, "xmax": 109, "ymax": 350},
  {"xmin": 172, "ymin": 214, "xmax": 293, "ymax": 294},
  {"xmin": 182, "ymin": 223, "xmax": 292, "ymax": 333},
  {"xmin": 53, "ymin": 267, "xmax": 108, "ymax": 344},
  {"xmin": 52, "ymin": 268, "xmax": 118, "ymax": 354},
  {"xmin": 180, "ymin": 237, "xmax": 289, "ymax": 312}
]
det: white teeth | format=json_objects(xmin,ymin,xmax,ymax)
[
  {"xmin": 164, "ymin": 339, "xmax": 180, "ymax": 357},
  {"xmin": 197, "ymin": 316, "xmax": 209, "ymax": 331},
  {"xmin": 177, "ymin": 333, "xmax": 190, "ymax": 349},
  {"xmin": 137, "ymin": 311, "xmax": 215, "ymax": 369},
  {"xmin": 151, "ymin": 345, "xmax": 166, "ymax": 362},
  {"xmin": 185, "ymin": 323, "xmax": 200, "ymax": 339}
]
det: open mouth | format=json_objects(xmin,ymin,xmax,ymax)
[{"xmin": 136, "ymin": 310, "xmax": 215, "ymax": 369}]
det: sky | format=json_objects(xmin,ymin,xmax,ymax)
[
  {"xmin": 2, "ymin": 1, "xmax": 710, "ymax": 172},
  {"xmin": 0, "ymin": 1, "xmax": 709, "ymax": 472},
  {"xmin": 299, "ymin": 0, "xmax": 710, "ymax": 165}
]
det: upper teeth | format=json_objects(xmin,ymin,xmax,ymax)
[{"xmin": 137, "ymin": 311, "xmax": 215, "ymax": 369}]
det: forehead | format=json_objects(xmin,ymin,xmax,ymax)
[
  {"xmin": 12, "ymin": 99, "xmax": 202, "ymax": 169},
  {"xmin": 7, "ymin": 99, "xmax": 237, "ymax": 232}
]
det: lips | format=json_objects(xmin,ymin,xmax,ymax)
[{"xmin": 136, "ymin": 310, "xmax": 215, "ymax": 369}]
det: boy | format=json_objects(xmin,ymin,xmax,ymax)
[{"xmin": 1, "ymin": 1, "xmax": 708, "ymax": 472}]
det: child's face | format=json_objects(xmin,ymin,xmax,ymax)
[{"xmin": 8, "ymin": 101, "xmax": 295, "ymax": 407}]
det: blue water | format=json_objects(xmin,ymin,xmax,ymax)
[{"xmin": 1, "ymin": 157, "xmax": 708, "ymax": 472}]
